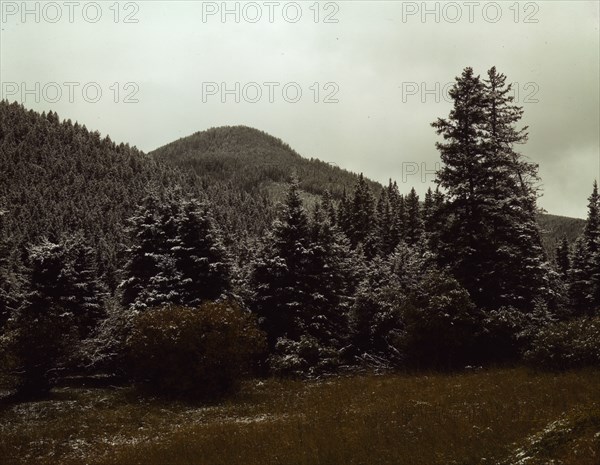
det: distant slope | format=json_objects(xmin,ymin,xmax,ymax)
[
  {"xmin": 149, "ymin": 125, "xmax": 381, "ymax": 201},
  {"xmin": 0, "ymin": 103, "xmax": 586, "ymax": 276},
  {"xmin": 537, "ymin": 213, "xmax": 586, "ymax": 259},
  {"xmin": 151, "ymin": 125, "xmax": 586, "ymax": 256}
]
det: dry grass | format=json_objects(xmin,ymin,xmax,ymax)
[{"xmin": 1, "ymin": 368, "xmax": 599, "ymax": 465}]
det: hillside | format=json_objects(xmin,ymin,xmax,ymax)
[
  {"xmin": 537, "ymin": 213, "xmax": 586, "ymax": 259},
  {"xmin": 149, "ymin": 125, "xmax": 381, "ymax": 202},
  {"xmin": 0, "ymin": 102, "xmax": 586, "ymax": 278},
  {"xmin": 151, "ymin": 125, "xmax": 586, "ymax": 253}
]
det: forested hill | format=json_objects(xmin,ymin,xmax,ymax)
[
  {"xmin": 0, "ymin": 101, "xmax": 185, "ymax": 286},
  {"xmin": 151, "ymin": 125, "xmax": 585, "ymax": 252},
  {"xmin": 0, "ymin": 102, "xmax": 273, "ymax": 285},
  {"xmin": 149, "ymin": 125, "xmax": 381, "ymax": 201},
  {"xmin": 0, "ymin": 101, "xmax": 585, "ymax": 276},
  {"xmin": 537, "ymin": 213, "xmax": 586, "ymax": 258}
]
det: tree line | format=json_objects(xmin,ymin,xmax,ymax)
[{"xmin": 0, "ymin": 67, "xmax": 598, "ymax": 399}]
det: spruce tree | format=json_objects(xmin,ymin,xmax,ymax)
[
  {"xmin": 432, "ymin": 67, "xmax": 489, "ymax": 306},
  {"xmin": 387, "ymin": 180, "xmax": 403, "ymax": 251},
  {"xmin": 321, "ymin": 190, "xmax": 337, "ymax": 225},
  {"xmin": 432, "ymin": 67, "xmax": 548, "ymax": 311},
  {"xmin": 300, "ymin": 203, "xmax": 358, "ymax": 370},
  {"xmin": 555, "ymin": 236, "xmax": 570, "ymax": 278},
  {"xmin": 249, "ymin": 178, "xmax": 312, "ymax": 348},
  {"xmin": 569, "ymin": 237, "xmax": 591, "ymax": 315},
  {"xmin": 582, "ymin": 181, "xmax": 600, "ymax": 307},
  {"xmin": 423, "ymin": 187, "xmax": 434, "ymax": 231},
  {"xmin": 375, "ymin": 188, "xmax": 393, "ymax": 255},
  {"xmin": 337, "ymin": 187, "xmax": 351, "ymax": 238},
  {"xmin": 583, "ymin": 181, "xmax": 600, "ymax": 257},
  {"xmin": 0, "ymin": 209, "xmax": 24, "ymax": 331},
  {"xmin": 349, "ymin": 173, "xmax": 378, "ymax": 259},
  {"xmin": 68, "ymin": 235, "xmax": 106, "ymax": 338},
  {"xmin": 170, "ymin": 198, "xmax": 231, "ymax": 306},
  {"xmin": 120, "ymin": 193, "xmax": 178, "ymax": 310},
  {"xmin": 482, "ymin": 66, "xmax": 548, "ymax": 311},
  {"xmin": 404, "ymin": 187, "xmax": 423, "ymax": 246},
  {"xmin": 11, "ymin": 236, "xmax": 102, "ymax": 397}
]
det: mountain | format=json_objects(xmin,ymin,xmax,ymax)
[
  {"xmin": 537, "ymin": 213, "xmax": 586, "ymax": 259},
  {"xmin": 150, "ymin": 125, "xmax": 586, "ymax": 254},
  {"xmin": 149, "ymin": 125, "xmax": 381, "ymax": 202}
]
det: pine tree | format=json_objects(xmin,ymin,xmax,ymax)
[
  {"xmin": 432, "ymin": 67, "xmax": 548, "ymax": 311},
  {"xmin": 120, "ymin": 193, "xmax": 178, "ymax": 310},
  {"xmin": 375, "ymin": 188, "xmax": 394, "ymax": 255},
  {"xmin": 423, "ymin": 187, "xmax": 434, "ymax": 231},
  {"xmin": 250, "ymin": 178, "xmax": 312, "ymax": 348},
  {"xmin": 404, "ymin": 187, "xmax": 423, "ymax": 246},
  {"xmin": 349, "ymin": 174, "xmax": 376, "ymax": 250},
  {"xmin": 337, "ymin": 187, "xmax": 351, "ymax": 237},
  {"xmin": 10, "ymin": 236, "xmax": 102, "ymax": 397},
  {"xmin": 170, "ymin": 198, "xmax": 231, "ymax": 307},
  {"xmin": 301, "ymin": 203, "xmax": 359, "ymax": 369},
  {"xmin": 68, "ymin": 235, "xmax": 106, "ymax": 338},
  {"xmin": 0, "ymin": 209, "xmax": 24, "ymax": 331},
  {"xmin": 569, "ymin": 237, "xmax": 591, "ymax": 315},
  {"xmin": 481, "ymin": 66, "xmax": 548, "ymax": 311},
  {"xmin": 583, "ymin": 181, "xmax": 600, "ymax": 257},
  {"xmin": 321, "ymin": 190, "xmax": 337, "ymax": 225},
  {"xmin": 432, "ymin": 67, "xmax": 489, "ymax": 306},
  {"xmin": 250, "ymin": 180, "xmax": 361, "ymax": 374},
  {"xmin": 582, "ymin": 181, "xmax": 600, "ymax": 307},
  {"xmin": 555, "ymin": 236, "xmax": 570, "ymax": 278},
  {"xmin": 386, "ymin": 180, "xmax": 403, "ymax": 251},
  {"xmin": 425, "ymin": 187, "xmax": 446, "ymax": 253}
]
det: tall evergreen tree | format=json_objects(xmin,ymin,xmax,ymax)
[
  {"xmin": 432, "ymin": 67, "xmax": 489, "ymax": 306},
  {"xmin": 583, "ymin": 181, "xmax": 600, "ymax": 257},
  {"xmin": 321, "ymin": 190, "xmax": 337, "ymax": 225},
  {"xmin": 249, "ymin": 178, "xmax": 312, "ymax": 347},
  {"xmin": 375, "ymin": 188, "xmax": 394, "ymax": 255},
  {"xmin": 301, "ymin": 203, "xmax": 359, "ymax": 363},
  {"xmin": 170, "ymin": 198, "xmax": 231, "ymax": 306},
  {"xmin": 387, "ymin": 180, "xmax": 403, "ymax": 251},
  {"xmin": 582, "ymin": 181, "xmax": 600, "ymax": 307},
  {"xmin": 432, "ymin": 67, "xmax": 548, "ymax": 311},
  {"xmin": 481, "ymin": 66, "xmax": 548, "ymax": 311},
  {"xmin": 0, "ymin": 209, "xmax": 24, "ymax": 331},
  {"xmin": 404, "ymin": 187, "xmax": 423, "ymax": 246},
  {"xmin": 423, "ymin": 187, "xmax": 434, "ymax": 231},
  {"xmin": 120, "ymin": 193, "xmax": 178, "ymax": 310},
  {"xmin": 555, "ymin": 236, "xmax": 570, "ymax": 278},
  {"xmin": 569, "ymin": 237, "xmax": 591, "ymax": 315},
  {"xmin": 10, "ymin": 236, "xmax": 102, "ymax": 397},
  {"xmin": 337, "ymin": 187, "xmax": 351, "ymax": 237}
]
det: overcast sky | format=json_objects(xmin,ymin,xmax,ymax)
[{"xmin": 1, "ymin": 1, "xmax": 598, "ymax": 218}]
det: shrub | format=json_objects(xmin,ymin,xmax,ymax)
[
  {"xmin": 1, "ymin": 304, "xmax": 76, "ymax": 398},
  {"xmin": 524, "ymin": 316, "xmax": 600, "ymax": 370},
  {"xmin": 398, "ymin": 270, "xmax": 480, "ymax": 369},
  {"xmin": 478, "ymin": 303, "xmax": 556, "ymax": 363},
  {"xmin": 269, "ymin": 335, "xmax": 342, "ymax": 378},
  {"xmin": 126, "ymin": 300, "xmax": 266, "ymax": 399},
  {"xmin": 72, "ymin": 298, "xmax": 136, "ymax": 376}
]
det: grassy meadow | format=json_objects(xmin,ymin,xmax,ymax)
[{"xmin": 1, "ymin": 368, "xmax": 599, "ymax": 465}]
